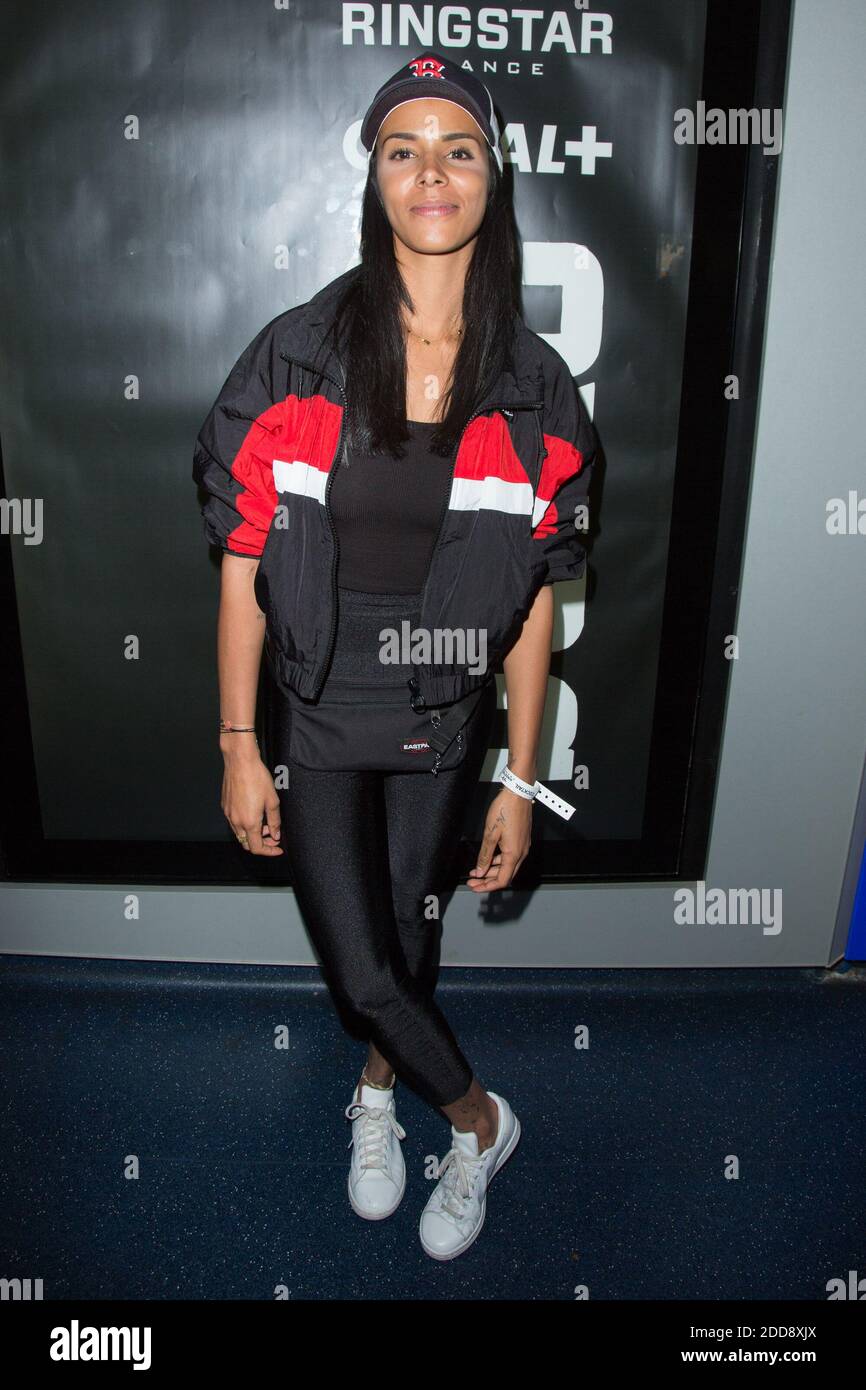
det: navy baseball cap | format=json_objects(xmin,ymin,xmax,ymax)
[{"xmin": 360, "ymin": 52, "xmax": 504, "ymax": 173}]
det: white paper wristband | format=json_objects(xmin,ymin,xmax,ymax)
[{"xmin": 498, "ymin": 765, "xmax": 576, "ymax": 821}]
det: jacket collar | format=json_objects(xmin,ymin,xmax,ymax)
[{"xmin": 277, "ymin": 266, "xmax": 544, "ymax": 410}]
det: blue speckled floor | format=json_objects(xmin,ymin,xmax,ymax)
[{"xmin": 1, "ymin": 956, "xmax": 863, "ymax": 1300}]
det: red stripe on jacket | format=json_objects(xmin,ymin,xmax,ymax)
[{"xmin": 531, "ymin": 432, "xmax": 586, "ymax": 539}]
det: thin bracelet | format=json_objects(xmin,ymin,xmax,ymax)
[{"xmin": 219, "ymin": 719, "xmax": 257, "ymax": 733}]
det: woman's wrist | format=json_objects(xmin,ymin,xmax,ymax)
[
  {"xmin": 219, "ymin": 730, "xmax": 260, "ymax": 759},
  {"xmin": 505, "ymin": 756, "xmax": 537, "ymax": 785},
  {"xmin": 499, "ymin": 764, "xmax": 538, "ymax": 809}
]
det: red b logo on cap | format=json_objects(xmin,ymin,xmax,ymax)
[{"xmin": 409, "ymin": 57, "xmax": 445, "ymax": 79}]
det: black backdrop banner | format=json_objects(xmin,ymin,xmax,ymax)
[{"xmin": 0, "ymin": 1, "xmax": 714, "ymax": 872}]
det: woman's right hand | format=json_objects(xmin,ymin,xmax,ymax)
[{"xmin": 221, "ymin": 747, "xmax": 284, "ymax": 856}]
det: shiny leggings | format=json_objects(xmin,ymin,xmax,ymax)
[{"xmin": 266, "ymin": 590, "xmax": 497, "ymax": 1109}]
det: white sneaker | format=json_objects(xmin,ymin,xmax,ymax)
[
  {"xmin": 345, "ymin": 1079, "xmax": 406, "ymax": 1220},
  {"xmin": 419, "ymin": 1091, "xmax": 521, "ymax": 1260}
]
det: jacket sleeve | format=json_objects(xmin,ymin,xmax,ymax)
[
  {"xmin": 192, "ymin": 322, "xmax": 285, "ymax": 558},
  {"xmin": 531, "ymin": 354, "xmax": 597, "ymax": 585}
]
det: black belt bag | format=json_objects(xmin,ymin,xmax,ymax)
[
  {"xmin": 272, "ymin": 670, "xmax": 491, "ymax": 775},
  {"xmin": 264, "ymin": 587, "xmax": 494, "ymax": 775}
]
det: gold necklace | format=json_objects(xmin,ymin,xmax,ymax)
[{"xmin": 405, "ymin": 323, "xmax": 464, "ymax": 348}]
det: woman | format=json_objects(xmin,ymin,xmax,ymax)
[{"xmin": 193, "ymin": 53, "xmax": 595, "ymax": 1261}]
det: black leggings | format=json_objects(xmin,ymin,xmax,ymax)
[{"xmin": 265, "ymin": 587, "xmax": 497, "ymax": 1109}]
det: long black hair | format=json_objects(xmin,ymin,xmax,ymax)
[{"xmin": 326, "ymin": 138, "xmax": 523, "ymax": 459}]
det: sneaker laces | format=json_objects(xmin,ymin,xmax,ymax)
[
  {"xmin": 344, "ymin": 1101, "xmax": 406, "ymax": 1169},
  {"xmin": 434, "ymin": 1146, "xmax": 486, "ymax": 1220}
]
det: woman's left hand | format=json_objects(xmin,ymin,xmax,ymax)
[{"xmin": 467, "ymin": 788, "xmax": 532, "ymax": 892}]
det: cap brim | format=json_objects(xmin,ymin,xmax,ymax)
[{"xmin": 361, "ymin": 79, "xmax": 490, "ymax": 153}]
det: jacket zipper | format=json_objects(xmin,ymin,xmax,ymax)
[
  {"xmin": 316, "ymin": 356, "xmax": 349, "ymax": 698},
  {"xmin": 408, "ymin": 397, "xmax": 543, "ymax": 712},
  {"xmin": 278, "ymin": 349, "xmax": 347, "ymax": 699},
  {"xmin": 278, "ymin": 344, "xmax": 542, "ymax": 703}
]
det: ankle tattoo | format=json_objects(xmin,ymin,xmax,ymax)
[
  {"xmin": 361, "ymin": 1067, "xmax": 395, "ymax": 1091},
  {"xmin": 452, "ymin": 1097, "xmax": 482, "ymax": 1126}
]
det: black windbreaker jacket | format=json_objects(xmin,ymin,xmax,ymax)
[{"xmin": 192, "ymin": 266, "xmax": 597, "ymax": 708}]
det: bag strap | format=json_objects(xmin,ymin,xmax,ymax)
[{"xmin": 425, "ymin": 682, "xmax": 488, "ymax": 757}]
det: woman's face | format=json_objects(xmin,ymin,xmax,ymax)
[{"xmin": 374, "ymin": 98, "xmax": 491, "ymax": 255}]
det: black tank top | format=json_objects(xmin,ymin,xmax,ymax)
[{"xmin": 329, "ymin": 419, "xmax": 455, "ymax": 593}]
